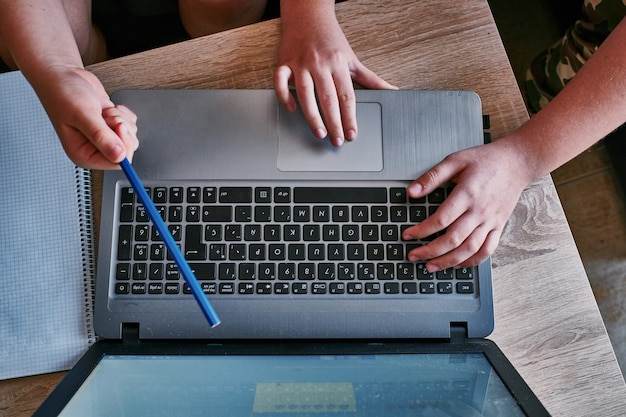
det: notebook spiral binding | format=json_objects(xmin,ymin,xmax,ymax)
[{"xmin": 75, "ymin": 166, "xmax": 97, "ymax": 345}]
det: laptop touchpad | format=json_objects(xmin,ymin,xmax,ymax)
[{"xmin": 277, "ymin": 102, "xmax": 383, "ymax": 172}]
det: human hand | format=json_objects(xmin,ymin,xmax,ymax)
[
  {"xmin": 402, "ymin": 141, "xmax": 531, "ymax": 271},
  {"xmin": 274, "ymin": 10, "xmax": 396, "ymax": 146},
  {"xmin": 32, "ymin": 66, "xmax": 138, "ymax": 169}
]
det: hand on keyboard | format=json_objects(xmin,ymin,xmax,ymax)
[{"xmin": 403, "ymin": 141, "xmax": 529, "ymax": 271}]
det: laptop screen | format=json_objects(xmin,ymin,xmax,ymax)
[{"xmin": 58, "ymin": 352, "xmax": 525, "ymax": 416}]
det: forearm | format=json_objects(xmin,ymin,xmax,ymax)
[
  {"xmin": 0, "ymin": 0, "xmax": 83, "ymax": 81},
  {"xmin": 508, "ymin": 18, "xmax": 626, "ymax": 183},
  {"xmin": 279, "ymin": 0, "xmax": 336, "ymax": 32}
]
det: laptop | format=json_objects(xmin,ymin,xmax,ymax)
[{"xmin": 34, "ymin": 89, "xmax": 549, "ymax": 416}]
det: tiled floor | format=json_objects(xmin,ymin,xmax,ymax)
[{"xmin": 489, "ymin": 0, "xmax": 626, "ymax": 375}]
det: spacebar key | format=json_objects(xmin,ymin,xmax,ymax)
[{"xmin": 294, "ymin": 187, "xmax": 387, "ymax": 203}]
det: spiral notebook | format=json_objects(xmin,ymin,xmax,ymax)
[{"xmin": 0, "ymin": 71, "xmax": 96, "ymax": 379}]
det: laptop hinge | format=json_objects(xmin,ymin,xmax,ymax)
[
  {"xmin": 450, "ymin": 323, "xmax": 468, "ymax": 344},
  {"xmin": 122, "ymin": 322, "xmax": 140, "ymax": 345}
]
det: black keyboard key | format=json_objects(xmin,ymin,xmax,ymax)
[
  {"xmin": 294, "ymin": 187, "xmax": 386, "ymax": 203},
  {"xmin": 168, "ymin": 206, "xmax": 183, "ymax": 222},
  {"xmin": 384, "ymin": 282, "xmax": 400, "ymax": 294},
  {"xmin": 274, "ymin": 187, "xmax": 291, "ymax": 203},
  {"xmin": 259, "ymin": 263, "xmax": 276, "ymax": 280},
  {"xmin": 239, "ymin": 282, "xmax": 255, "ymax": 294},
  {"xmin": 153, "ymin": 187, "xmax": 167, "ymax": 203},
  {"xmin": 220, "ymin": 187, "xmax": 252, "ymax": 203},
  {"xmin": 352, "ymin": 206, "xmax": 368, "ymax": 222},
  {"xmin": 402, "ymin": 282, "xmax": 418, "ymax": 294},
  {"xmin": 148, "ymin": 282, "xmax": 163, "ymax": 294},
  {"xmin": 292, "ymin": 282, "xmax": 308, "ymax": 294},
  {"xmin": 377, "ymin": 263, "xmax": 395, "ymax": 280},
  {"xmin": 438, "ymin": 282, "xmax": 454, "ymax": 294},
  {"xmin": 274, "ymin": 283, "xmax": 290, "ymax": 294},
  {"xmin": 165, "ymin": 283, "xmax": 180, "ymax": 294},
  {"xmin": 318, "ymin": 263, "xmax": 335, "ymax": 280},
  {"xmin": 169, "ymin": 187, "xmax": 183, "ymax": 203},
  {"xmin": 367, "ymin": 244, "xmax": 384, "ymax": 260},
  {"xmin": 288, "ymin": 244, "xmax": 305, "ymax": 260},
  {"xmin": 116, "ymin": 263, "xmax": 130, "ymax": 280},
  {"xmin": 389, "ymin": 188, "xmax": 406, "ymax": 203},
  {"xmin": 185, "ymin": 225, "xmax": 207, "ymax": 260},
  {"xmin": 120, "ymin": 187, "xmax": 134, "ymax": 204},
  {"xmin": 219, "ymin": 263, "xmax": 236, "ymax": 280},
  {"xmin": 203, "ymin": 187, "xmax": 217, "ymax": 203},
  {"xmin": 390, "ymin": 206, "xmax": 407, "ymax": 222},
  {"xmin": 298, "ymin": 263, "xmax": 316, "ymax": 280},
  {"xmin": 428, "ymin": 188, "xmax": 446, "ymax": 204},
  {"xmin": 187, "ymin": 187, "xmax": 201, "ymax": 203},
  {"xmin": 328, "ymin": 244, "xmax": 345, "ymax": 260},
  {"xmin": 312, "ymin": 282, "xmax": 327, "ymax": 294},
  {"xmin": 358, "ymin": 263, "xmax": 375, "ymax": 280},
  {"xmin": 257, "ymin": 283, "xmax": 273, "ymax": 294},
  {"xmin": 303, "ymin": 225, "xmax": 320, "ymax": 241},
  {"xmin": 457, "ymin": 282, "xmax": 474, "ymax": 294},
  {"xmin": 117, "ymin": 225, "xmax": 132, "ymax": 260},
  {"xmin": 134, "ymin": 225, "xmax": 149, "ymax": 241},
  {"xmin": 347, "ymin": 282, "xmax": 363, "ymax": 294},
  {"xmin": 338, "ymin": 263, "xmax": 355, "ymax": 280},
  {"xmin": 202, "ymin": 206, "xmax": 232, "ymax": 222},
  {"xmin": 134, "ymin": 244, "xmax": 148, "ymax": 261},
  {"xmin": 313, "ymin": 206, "xmax": 330, "ymax": 222},
  {"xmin": 209, "ymin": 243, "xmax": 226, "ymax": 260},
  {"xmin": 274, "ymin": 206, "xmax": 291, "ymax": 222},
  {"xmin": 278, "ymin": 263, "xmax": 296, "ymax": 280},
  {"xmin": 365, "ymin": 282, "xmax": 381, "ymax": 294},
  {"xmin": 149, "ymin": 263, "xmax": 163, "ymax": 280},
  {"xmin": 186, "ymin": 206, "xmax": 200, "ymax": 222},
  {"xmin": 205, "ymin": 225, "xmax": 222, "ymax": 241},
  {"xmin": 332, "ymin": 206, "xmax": 350, "ymax": 222},
  {"xmin": 255, "ymin": 187, "xmax": 271, "ymax": 203},
  {"xmin": 371, "ymin": 206, "xmax": 388, "ymax": 222},
  {"xmin": 131, "ymin": 283, "xmax": 146, "ymax": 294},
  {"xmin": 238, "ymin": 263, "xmax": 256, "ymax": 280},
  {"xmin": 420, "ymin": 282, "xmax": 435, "ymax": 294},
  {"xmin": 329, "ymin": 282, "xmax": 345, "ymax": 294},
  {"xmin": 235, "ymin": 206, "xmax": 252, "ymax": 222}
]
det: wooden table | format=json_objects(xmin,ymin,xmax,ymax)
[{"xmin": 2, "ymin": 1, "xmax": 626, "ymax": 416}]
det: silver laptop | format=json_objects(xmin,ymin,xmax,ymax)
[
  {"xmin": 35, "ymin": 89, "xmax": 550, "ymax": 417},
  {"xmin": 95, "ymin": 89, "xmax": 493, "ymax": 340}
]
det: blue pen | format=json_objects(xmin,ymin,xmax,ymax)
[{"xmin": 119, "ymin": 158, "xmax": 221, "ymax": 327}]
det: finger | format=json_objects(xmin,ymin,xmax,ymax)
[
  {"xmin": 402, "ymin": 187, "xmax": 468, "ymax": 240},
  {"xmin": 351, "ymin": 63, "xmax": 398, "ymax": 90},
  {"xmin": 294, "ymin": 70, "xmax": 328, "ymax": 140},
  {"xmin": 82, "ymin": 115, "xmax": 127, "ymax": 164},
  {"xmin": 102, "ymin": 106, "xmax": 137, "ymax": 135},
  {"xmin": 311, "ymin": 72, "xmax": 344, "ymax": 146},
  {"xmin": 425, "ymin": 228, "xmax": 500, "ymax": 271},
  {"xmin": 273, "ymin": 65, "xmax": 297, "ymax": 112},
  {"xmin": 102, "ymin": 108, "xmax": 139, "ymax": 155},
  {"xmin": 454, "ymin": 230, "xmax": 500, "ymax": 268},
  {"xmin": 333, "ymin": 70, "xmax": 358, "ymax": 141},
  {"xmin": 112, "ymin": 122, "xmax": 138, "ymax": 163},
  {"xmin": 407, "ymin": 216, "xmax": 488, "ymax": 265},
  {"xmin": 407, "ymin": 156, "xmax": 463, "ymax": 199}
]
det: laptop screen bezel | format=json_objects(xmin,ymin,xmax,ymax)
[{"xmin": 33, "ymin": 338, "xmax": 549, "ymax": 417}]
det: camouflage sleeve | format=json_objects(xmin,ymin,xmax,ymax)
[{"xmin": 525, "ymin": 0, "xmax": 626, "ymax": 113}]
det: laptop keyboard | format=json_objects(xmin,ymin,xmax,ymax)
[{"xmin": 112, "ymin": 182, "xmax": 477, "ymax": 298}]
